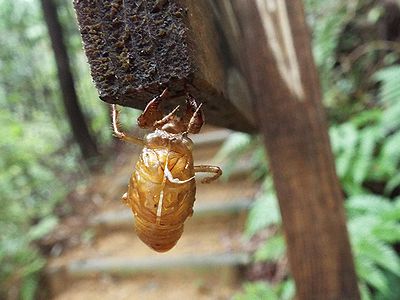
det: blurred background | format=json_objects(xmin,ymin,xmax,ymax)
[{"xmin": 1, "ymin": 0, "xmax": 400, "ymax": 299}]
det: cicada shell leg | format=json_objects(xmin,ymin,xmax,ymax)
[
  {"xmin": 137, "ymin": 88, "xmax": 169, "ymax": 129},
  {"xmin": 111, "ymin": 104, "xmax": 144, "ymax": 145},
  {"xmin": 194, "ymin": 165, "xmax": 222, "ymax": 183},
  {"xmin": 153, "ymin": 105, "xmax": 180, "ymax": 128},
  {"xmin": 184, "ymin": 93, "xmax": 204, "ymax": 134}
]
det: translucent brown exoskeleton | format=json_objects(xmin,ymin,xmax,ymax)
[{"xmin": 111, "ymin": 88, "xmax": 222, "ymax": 252}]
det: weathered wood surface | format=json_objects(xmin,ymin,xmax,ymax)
[
  {"xmin": 73, "ymin": 0, "xmax": 255, "ymax": 132},
  {"xmin": 225, "ymin": 1, "xmax": 360, "ymax": 299}
]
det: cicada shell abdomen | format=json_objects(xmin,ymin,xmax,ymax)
[{"xmin": 125, "ymin": 132, "xmax": 196, "ymax": 252}]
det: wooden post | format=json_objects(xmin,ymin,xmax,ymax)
[
  {"xmin": 226, "ymin": 1, "xmax": 360, "ymax": 299},
  {"xmin": 74, "ymin": 1, "xmax": 360, "ymax": 298}
]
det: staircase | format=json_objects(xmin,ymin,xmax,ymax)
[{"xmin": 44, "ymin": 127, "xmax": 258, "ymax": 300}]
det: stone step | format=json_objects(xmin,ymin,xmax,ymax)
[
  {"xmin": 46, "ymin": 211, "xmax": 247, "ymax": 271},
  {"xmin": 49, "ymin": 264, "xmax": 242, "ymax": 300},
  {"xmin": 90, "ymin": 198, "xmax": 252, "ymax": 228},
  {"xmin": 45, "ymin": 214, "xmax": 249, "ymax": 297},
  {"xmin": 52, "ymin": 252, "xmax": 250, "ymax": 277},
  {"xmin": 191, "ymin": 128, "xmax": 232, "ymax": 147}
]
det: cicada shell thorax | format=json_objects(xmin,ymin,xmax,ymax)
[{"xmin": 124, "ymin": 129, "xmax": 196, "ymax": 252}]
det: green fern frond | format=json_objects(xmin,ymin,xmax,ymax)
[
  {"xmin": 309, "ymin": 1, "xmax": 355, "ymax": 70},
  {"xmin": 254, "ymin": 234, "xmax": 286, "ymax": 262},
  {"xmin": 357, "ymin": 238, "xmax": 400, "ymax": 276},
  {"xmin": 350, "ymin": 109, "xmax": 382, "ymax": 128},
  {"xmin": 385, "ymin": 172, "xmax": 400, "ymax": 195},
  {"xmin": 374, "ymin": 271, "xmax": 400, "ymax": 300},
  {"xmin": 346, "ymin": 194, "xmax": 393, "ymax": 217},
  {"xmin": 330, "ymin": 123, "xmax": 359, "ymax": 178},
  {"xmin": 351, "ymin": 127, "xmax": 379, "ymax": 184},
  {"xmin": 373, "ymin": 66, "xmax": 400, "ymax": 105},
  {"xmin": 27, "ymin": 216, "xmax": 58, "ymax": 241},
  {"xmin": 250, "ymin": 146, "xmax": 268, "ymax": 179},
  {"xmin": 20, "ymin": 274, "xmax": 39, "ymax": 300},
  {"xmin": 214, "ymin": 132, "xmax": 253, "ymax": 162},
  {"xmin": 372, "ymin": 222, "xmax": 400, "ymax": 243},
  {"xmin": 373, "ymin": 66, "xmax": 400, "ymax": 132},
  {"xmin": 279, "ymin": 280, "xmax": 295, "ymax": 300},
  {"xmin": 214, "ymin": 132, "xmax": 254, "ymax": 178},
  {"xmin": 347, "ymin": 193, "xmax": 400, "ymax": 295},
  {"xmin": 378, "ymin": 131, "xmax": 400, "ymax": 178},
  {"xmin": 355, "ymin": 256, "xmax": 389, "ymax": 295},
  {"xmin": 382, "ymin": 103, "xmax": 400, "ymax": 133},
  {"xmin": 380, "ymin": 197, "xmax": 400, "ymax": 221},
  {"xmin": 359, "ymin": 283, "xmax": 373, "ymax": 300},
  {"xmin": 245, "ymin": 186, "xmax": 281, "ymax": 238},
  {"xmin": 233, "ymin": 280, "xmax": 295, "ymax": 300},
  {"xmin": 233, "ymin": 281, "xmax": 279, "ymax": 300}
]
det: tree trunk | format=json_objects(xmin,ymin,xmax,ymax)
[{"xmin": 41, "ymin": 0, "xmax": 99, "ymax": 164}]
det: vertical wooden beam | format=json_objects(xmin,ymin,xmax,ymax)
[{"xmin": 228, "ymin": 1, "xmax": 360, "ymax": 299}]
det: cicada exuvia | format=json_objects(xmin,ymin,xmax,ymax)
[{"xmin": 111, "ymin": 89, "xmax": 222, "ymax": 252}]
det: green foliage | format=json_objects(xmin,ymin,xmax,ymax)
[
  {"xmin": 306, "ymin": 0, "xmax": 359, "ymax": 94},
  {"xmin": 0, "ymin": 111, "xmax": 65, "ymax": 297},
  {"xmin": 373, "ymin": 66, "xmax": 400, "ymax": 132},
  {"xmin": 231, "ymin": 175, "xmax": 400, "ymax": 299},
  {"xmin": 0, "ymin": 1, "xmax": 66, "ymax": 295},
  {"xmin": 233, "ymin": 280, "xmax": 295, "ymax": 300},
  {"xmin": 216, "ymin": 132, "xmax": 269, "ymax": 183},
  {"xmin": 244, "ymin": 180, "xmax": 280, "ymax": 238},
  {"xmin": 329, "ymin": 65, "xmax": 400, "ymax": 195},
  {"xmin": 0, "ymin": 0, "xmax": 116, "ymax": 298},
  {"xmin": 347, "ymin": 195, "xmax": 400, "ymax": 299},
  {"xmin": 215, "ymin": 132, "xmax": 252, "ymax": 176},
  {"xmin": 254, "ymin": 235, "xmax": 285, "ymax": 263}
]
